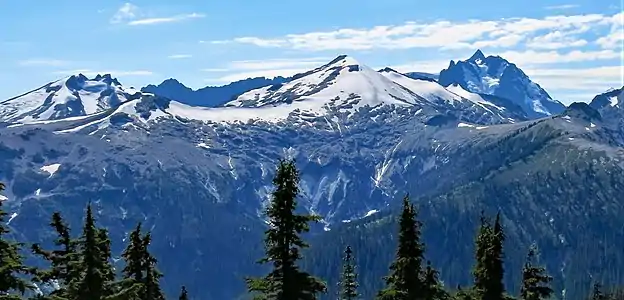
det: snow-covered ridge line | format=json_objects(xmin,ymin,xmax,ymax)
[{"xmin": 1, "ymin": 53, "xmax": 541, "ymax": 127}]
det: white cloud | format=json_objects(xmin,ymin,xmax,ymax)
[
  {"xmin": 544, "ymin": 4, "xmax": 580, "ymax": 10},
  {"xmin": 201, "ymin": 57, "xmax": 333, "ymax": 82},
  {"xmin": 525, "ymin": 31, "xmax": 588, "ymax": 49},
  {"xmin": 201, "ymin": 57, "xmax": 330, "ymax": 73},
  {"xmin": 227, "ymin": 57, "xmax": 330, "ymax": 70},
  {"xmin": 496, "ymin": 49, "xmax": 621, "ymax": 65},
  {"xmin": 387, "ymin": 60, "xmax": 452, "ymax": 73},
  {"xmin": 523, "ymin": 65, "xmax": 622, "ymax": 103},
  {"xmin": 168, "ymin": 54, "xmax": 193, "ymax": 59},
  {"xmin": 214, "ymin": 13, "xmax": 617, "ymax": 53},
  {"xmin": 52, "ymin": 69, "xmax": 153, "ymax": 76},
  {"xmin": 19, "ymin": 59, "xmax": 68, "ymax": 67},
  {"xmin": 596, "ymin": 12, "xmax": 623, "ymax": 49},
  {"xmin": 128, "ymin": 13, "xmax": 205, "ymax": 26},
  {"xmin": 110, "ymin": 3, "xmax": 139, "ymax": 24},
  {"xmin": 110, "ymin": 3, "xmax": 204, "ymax": 26}
]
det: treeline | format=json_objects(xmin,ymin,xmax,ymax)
[
  {"xmin": 0, "ymin": 182, "xmax": 187, "ymax": 300},
  {"xmin": 245, "ymin": 159, "xmax": 623, "ymax": 300},
  {"xmin": 0, "ymin": 161, "xmax": 622, "ymax": 299}
]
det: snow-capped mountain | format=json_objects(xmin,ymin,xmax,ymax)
[
  {"xmin": 0, "ymin": 74, "xmax": 144, "ymax": 123},
  {"xmin": 225, "ymin": 55, "xmax": 524, "ymax": 125},
  {"xmin": 378, "ymin": 68, "xmax": 527, "ymax": 122},
  {"xmin": 227, "ymin": 55, "xmax": 421, "ymax": 111},
  {"xmin": 438, "ymin": 50, "xmax": 565, "ymax": 118},
  {"xmin": 1, "ymin": 55, "xmax": 532, "ymax": 134},
  {"xmin": 1, "ymin": 58, "xmax": 624, "ymax": 300}
]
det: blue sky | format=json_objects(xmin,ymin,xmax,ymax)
[{"xmin": 0, "ymin": 0, "xmax": 622, "ymax": 104}]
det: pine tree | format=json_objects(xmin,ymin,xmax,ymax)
[
  {"xmin": 377, "ymin": 194, "xmax": 425, "ymax": 300},
  {"xmin": 120, "ymin": 223, "xmax": 164, "ymax": 300},
  {"xmin": 490, "ymin": 213, "xmax": 505, "ymax": 299},
  {"xmin": 31, "ymin": 212, "xmax": 80, "ymax": 298},
  {"xmin": 519, "ymin": 246, "xmax": 553, "ymax": 300},
  {"xmin": 423, "ymin": 260, "xmax": 448, "ymax": 300},
  {"xmin": 72, "ymin": 204, "xmax": 112, "ymax": 300},
  {"xmin": 121, "ymin": 223, "xmax": 145, "ymax": 282},
  {"xmin": 338, "ymin": 246, "xmax": 358, "ymax": 300},
  {"xmin": 246, "ymin": 159, "xmax": 326, "ymax": 300},
  {"xmin": 178, "ymin": 286, "xmax": 188, "ymax": 300},
  {"xmin": 473, "ymin": 212, "xmax": 505, "ymax": 300},
  {"xmin": 590, "ymin": 283, "xmax": 608, "ymax": 300},
  {"xmin": 141, "ymin": 233, "xmax": 164, "ymax": 300},
  {"xmin": 97, "ymin": 228, "xmax": 116, "ymax": 290},
  {"xmin": 0, "ymin": 182, "xmax": 29, "ymax": 298}
]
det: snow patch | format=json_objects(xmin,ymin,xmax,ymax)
[
  {"xmin": 457, "ymin": 122, "xmax": 475, "ymax": 128},
  {"xmin": 40, "ymin": 163, "xmax": 61, "ymax": 176},
  {"xmin": 196, "ymin": 142, "xmax": 210, "ymax": 149},
  {"xmin": 7, "ymin": 213, "xmax": 17, "ymax": 224},
  {"xmin": 364, "ymin": 209, "xmax": 378, "ymax": 218}
]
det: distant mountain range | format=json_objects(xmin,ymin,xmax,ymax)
[
  {"xmin": 142, "ymin": 77, "xmax": 288, "ymax": 107},
  {"xmin": 0, "ymin": 50, "xmax": 623, "ymax": 300},
  {"xmin": 140, "ymin": 50, "xmax": 565, "ymax": 119}
]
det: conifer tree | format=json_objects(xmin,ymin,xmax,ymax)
[
  {"xmin": 246, "ymin": 159, "xmax": 326, "ymax": 300},
  {"xmin": 423, "ymin": 260, "xmax": 447, "ymax": 300},
  {"xmin": 338, "ymin": 245, "xmax": 358, "ymax": 300},
  {"xmin": 73, "ymin": 204, "xmax": 112, "ymax": 300},
  {"xmin": 490, "ymin": 214, "xmax": 505, "ymax": 299},
  {"xmin": 121, "ymin": 223, "xmax": 145, "ymax": 282},
  {"xmin": 377, "ymin": 195, "xmax": 425, "ymax": 300},
  {"xmin": 31, "ymin": 212, "xmax": 80, "ymax": 298},
  {"xmin": 473, "ymin": 213, "xmax": 505, "ymax": 300},
  {"xmin": 519, "ymin": 246, "xmax": 553, "ymax": 300},
  {"xmin": 141, "ymin": 233, "xmax": 164, "ymax": 300},
  {"xmin": 120, "ymin": 223, "xmax": 164, "ymax": 300},
  {"xmin": 0, "ymin": 182, "xmax": 29, "ymax": 298},
  {"xmin": 97, "ymin": 228, "xmax": 116, "ymax": 289},
  {"xmin": 179, "ymin": 286, "xmax": 188, "ymax": 300}
]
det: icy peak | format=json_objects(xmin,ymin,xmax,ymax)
[
  {"xmin": 468, "ymin": 49, "xmax": 486, "ymax": 62},
  {"xmin": 325, "ymin": 55, "xmax": 360, "ymax": 67},
  {"xmin": 94, "ymin": 74, "xmax": 122, "ymax": 86}
]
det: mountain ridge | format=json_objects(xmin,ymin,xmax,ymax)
[{"xmin": 0, "ymin": 55, "xmax": 623, "ymax": 300}]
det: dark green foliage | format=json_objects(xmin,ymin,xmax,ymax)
[
  {"xmin": 519, "ymin": 247, "xmax": 552, "ymax": 300},
  {"xmin": 473, "ymin": 213, "xmax": 505, "ymax": 300},
  {"xmin": 0, "ymin": 183, "xmax": 29, "ymax": 299},
  {"xmin": 142, "ymin": 233, "xmax": 165, "ymax": 300},
  {"xmin": 246, "ymin": 159, "xmax": 326, "ymax": 300},
  {"xmin": 377, "ymin": 195, "xmax": 426, "ymax": 300},
  {"xmin": 120, "ymin": 223, "xmax": 164, "ymax": 300},
  {"xmin": 72, "ymin": 204, "xmax": 112, "ymax": 299},
  {"xmin": 423, "ymin": 261, "xmax": 448, "ymax": 300},
  {"xmin": 179, "ymin": 286, "xmax": 188, "ymax": 300},
  {"xmin": 590, "ymin": 283, "xmax": 608, "ymax": 300},
  {"xmin": 31, "ymin": 212, "xmax": 80, "ymax": 298},
  {"xmin": 338, "ymin": 246, "xmax": 358, "ymax": 300},
  {"xmin": 122, "ymin": 223, "xmax": 145, "ymax": 283}
]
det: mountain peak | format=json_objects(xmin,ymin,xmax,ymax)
[
  {"xmin": 438, "ymin": 50, "xmax": 565, "ymax": 118},
  {"xmin": 93, "ymin": 74, "xmax": 121, "ymax": 86},
  {"xmin": 468, "ymin": 49, "xmax": 486, "ymax": 61},
  {"xmin": 378, "ymin": 67, "xmax": 399, "ymax": 73},
  {"xmin": 563, "ymin": 102, "xmax": 602, "ymax": 121},
  {"xmin": 325, "ymin": 54, "xmax": 361, "ymax": 68}
]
